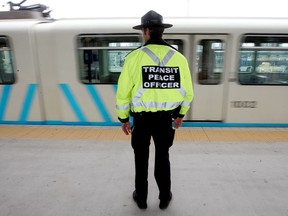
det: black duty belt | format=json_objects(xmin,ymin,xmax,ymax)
[{"xmin": 131, "ymin": 111, "xmax": 172, "ymax": 117}]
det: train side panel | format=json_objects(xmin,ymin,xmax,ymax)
[
  {"xmin": 226, "ymin": 85, "xmax": 288, "ymax": 123},
  {"xmin": 224, "ymin": 31, "xmax": 288, "ymax": 124}
]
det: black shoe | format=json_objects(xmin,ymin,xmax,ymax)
[
  {"xmin": 132, "ymin": 191, "xmax": 147, "ymax": 209},
  {"xmin": 159, "ymin": 192, "xmax": 172, "ymax": 210}
]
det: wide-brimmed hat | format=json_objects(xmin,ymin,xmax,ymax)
[{"xmin": 133, "ymin": 10, "xmax": 173, "ymax": 30}]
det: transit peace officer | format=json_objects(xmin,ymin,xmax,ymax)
[{"xmin": 115, "ymin": 10, "xmax": 194, "ymax": 210}]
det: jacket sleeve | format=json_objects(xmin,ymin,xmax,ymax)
[
  {"xmin": 179, "ymin": 58, "xmax": 194, "ymax": 116},
  {"xmin": 115, "ymin": 57, "xmax": 134, "ymax": 122}
]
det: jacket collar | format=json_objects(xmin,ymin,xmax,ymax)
[{"xmin": 144, "ymin": 38, "xmax": 177, "ymax": 50}]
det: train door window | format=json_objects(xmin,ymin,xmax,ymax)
[
  {"xmin": 77, "ymin": 35, "xmax": 141, "ymax": 84},
  {"xmin": 164, "ymin": 39, "xmax": 184, "ymax": 54},
  {"xmin": 197, "ymin": 39, "xmax": 225, "ymax": 84},
  {"xmin": 239, "ymin": 35, "xmax": 288, "ymax": 85},
  {"xmin": 0, "ymin": 37, "xmax": 15, "ymax": 84}
]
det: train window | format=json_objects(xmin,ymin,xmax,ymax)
[
  {"xmin": 0, "ymin": 37, "xmax": 15, "ymax": 84},
  {"xmin": 77, "ymin": 35, "xmax": 141, "ymax": 84},
  {"xmin": 239, "ymin": 35, "xmax": 288, "ymax": 85},
  {"xmin": 197, "ymin": 39, "xmax": 225, "ymax": 85},
  {"xmin": 164, "ymin": 39, "xmax": 184, "ymax": 54}
]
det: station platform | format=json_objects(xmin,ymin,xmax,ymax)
[{"xmin": 0, "ymin": 125, "xmax": 288, "ymax": 216}]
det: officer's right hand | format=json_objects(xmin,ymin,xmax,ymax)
[
  {"xmin": 121, "ymin": 122, "xmax": 132, "ymax": 135},
  {"xmin": 173, "ymin": 117, "xmax": 183, "ymax": 129}
]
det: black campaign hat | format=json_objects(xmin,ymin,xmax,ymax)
[{"xmin": 133, "ymin": 10, "xmax": 173, "ymax": 30}]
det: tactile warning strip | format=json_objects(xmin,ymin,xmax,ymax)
[{"xmin": 0, "ymin": 126, "xmax": 288, "ymax": 142}]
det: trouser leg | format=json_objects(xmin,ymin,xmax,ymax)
[
  {"xmin": 131, "ymin": 117, "xmax": 151, "ymax": 202},
  {"xmin": 153, "ymin": 116, "xmax": 175, "ymax": 200},
  {"xmin": 154, "ymin": 145, "xmax": 171, "ymax": 200}
]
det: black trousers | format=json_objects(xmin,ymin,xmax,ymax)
[{"xmin": 131, "ymin": 111, "xmax": 175, "ymax": 202}]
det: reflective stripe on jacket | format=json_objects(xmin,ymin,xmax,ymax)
[{"xmin": 116, "ymin": 44, "xmax": 194, "ymax": 120}]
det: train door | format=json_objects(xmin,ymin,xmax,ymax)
[
  {"xmin": 0, "ymin": 22, "xmax": 45, "ymax": 124},
  {"xmin": 163, "ymin": 34, "xmax": 194, "ymax": 119},
  {"xmin": 189, "ymin": 35, "xmax": 230, "ymax": 121}
]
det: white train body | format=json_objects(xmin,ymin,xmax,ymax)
[{"xmin": 0, "ymin": 13, "xmax": 288, "ymax": 126}]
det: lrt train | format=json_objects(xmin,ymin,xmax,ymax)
[{"xmin": 0, "ymin": 11, "xmax": 288, "ymax": 127}]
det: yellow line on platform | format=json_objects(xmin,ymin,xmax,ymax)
[{"xmin": 0, "ymin": 127, "xmax": 288, "ymax": 142}]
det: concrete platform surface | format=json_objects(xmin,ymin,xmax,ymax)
[{"xmin": 0, "ymin": 126, "xmax": 288, "ymax": 216}]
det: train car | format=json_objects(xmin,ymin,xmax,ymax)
[{"xmin": 0, "ymin": 11, "xmax": 288, "ymax": 126}]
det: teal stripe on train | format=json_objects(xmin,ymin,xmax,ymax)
[
  {"xmin": 0, "ymin": 85, "xmax": 12, "ymax": 120},
  {"xmin": 59, "ymin": 84, "xmax": 115, "ymax": 122},
  {"xmin": 85, "ymin": 85, "xmax": 113, "ymax": 122},
  {"xmin": 112, "ymin": 84, "xmax": 117, "ymax": 94},
  {"xmin": 59, "ymin": 84, "xmax": 87, "ymax": 122},
  {"xmin": 19, "ymin": 84, "xmax": 39, "ymax": 121}
]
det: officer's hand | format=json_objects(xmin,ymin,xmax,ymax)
[
  {"xmin": 121, "ymin": 122, "xmax": 132, "ymax": 135},
  {"xmin": 173, "ymin": 117, "xmax": 183, "ymax": 129}
]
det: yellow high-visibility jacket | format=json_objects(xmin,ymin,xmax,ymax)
[{"xmin": 116, "ymin": 43, "xmax": 194, "ymax": 122}]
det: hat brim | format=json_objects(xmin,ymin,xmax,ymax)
[{"xmin": 132, "ymin": 23, "xmax": 173, "ymax": 30}]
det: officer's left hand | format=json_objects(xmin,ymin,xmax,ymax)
[
  {"xmin": 173, "ymin": 117, "xmax": 183, "ymax": 129},
  {"xmin": 121, "ymin": 122, "xmax": 132, "ymax": 135}
]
